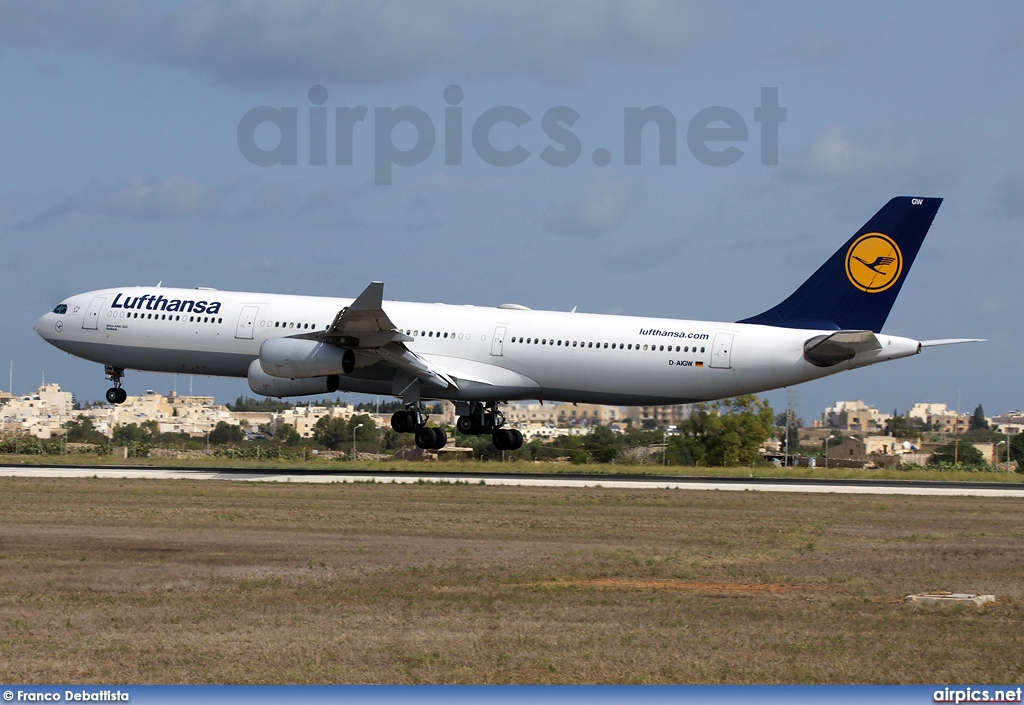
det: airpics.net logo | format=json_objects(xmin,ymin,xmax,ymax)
[{"xmin": 237, "ymin": 86, "xmax": 786, "ymax": 185}]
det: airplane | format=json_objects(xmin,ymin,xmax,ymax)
[{"xmin": 35, "ymin": 196, "xmax": 981, "ymax": 452}]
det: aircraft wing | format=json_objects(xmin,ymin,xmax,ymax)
[{"xmin": 306, "ymin": 281, "xmax": 458, "ymax": 390}]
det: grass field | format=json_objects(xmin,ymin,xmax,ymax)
[{"xmin": 1, "ymin": 476, "xmax": 1022, "ymax": 684}]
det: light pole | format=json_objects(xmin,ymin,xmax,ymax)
[
  {"xmin": 352, "ymin": 423, "xmax": 363, "ymax": 460},
  {"xmin": 824, "ymin": 434, "xmax": 835, "ymax": 468}
]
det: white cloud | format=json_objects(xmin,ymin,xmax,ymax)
[
  {"xmin": 0, "ymin": 0, "xmax": 736, "ymax": 86},
  {"xmin": 545, "ymin": 178, "xmax": 638, "ymax": 237},
  {"xmin": 603, "ymin": 239, "xmax": 683, "ymax": 273},
  {"xmin": 20, "ymin": 174, "xmax": 224, "ymax": 228},
  {"xmin": 782, "ymin": 123, "xmax": 960, "ymax": 217}
]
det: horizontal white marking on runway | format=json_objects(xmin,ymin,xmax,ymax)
[{"xmin": 3, "ymin": 466, "xmax": 1024, "ymax": 497}]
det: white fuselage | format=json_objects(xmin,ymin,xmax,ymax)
[{"xmin": 35, "ymin": 286, "xmax": 922, "ymax": 405}]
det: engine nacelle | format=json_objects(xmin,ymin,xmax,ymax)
[
  {"xmin": 247, "ymin": 359, "xmax": 339, "ymax": 398},
  {"xmin": 259, "ymin": 337, "xmax": 355, "ymax": 378}
]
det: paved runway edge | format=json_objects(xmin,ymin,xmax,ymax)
[{"xmin": 2, "ymin": 465, "xmax": 1023, "ymax": 497}]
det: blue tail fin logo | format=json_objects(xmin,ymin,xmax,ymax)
[
  {"xmin": 845, "ymin": 233, "xmax": 902, "ymax": 293},
  {"xmin": 739, "ymin": 196, "xmax": 942, "ymax": 333}
]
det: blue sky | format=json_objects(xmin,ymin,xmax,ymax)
[{"xmin": 2, "ymin": 1, "xmax": 1022, "ymax": 422}]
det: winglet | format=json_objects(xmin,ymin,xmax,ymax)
[{"xmin": 351, "ymin": 281, "xmax": 384, "ymax": 310}]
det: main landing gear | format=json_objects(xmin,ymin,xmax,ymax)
[
  {"xmin": 391, "ymin": 404, "xmax": 448, "ymax": 451},
  {"xmin": 455, "ymin": 402, "xmax": 524, "ymax": 451},
  {"xmin": 390, "ymin": 401, "xmax": 524, "ymax": 452},
  {"xmin": 104, "ymin": 365, "xmax": 128, "ymax": 405}
]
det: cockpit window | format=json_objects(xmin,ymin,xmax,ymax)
[{"xmin": 53, "ymin": 304, "xmax": 67, "ymax": 314}]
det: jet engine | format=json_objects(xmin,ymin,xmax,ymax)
[
  {"xmin": 247, "ymin": 359, "xmax": 339, "ymax": 398},
  {"xmin": 258, "ymin": 338, "xmax": 355, "ymax": 378}
]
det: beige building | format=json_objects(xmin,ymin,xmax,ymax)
[
  {"xmin": 0, "ymin": 384, "xmax": 74, "ymax": 439},
  {"xmin": 628, "ymin": 404, "xmax": 693, "ymax": 428},
  {"xmin": 908, "ymin": 403, "xmax": 971, "ymax": 435},
  {"xmin": 823, "ymin": 400, "xmax": 890, "ymax": 432},
  {"xmin": 506, "ymin": 402, "xmax": 624, "ymax": 428}
]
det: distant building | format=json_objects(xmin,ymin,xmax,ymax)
[
  {"xmin": 0, "ymin": 384, "xmax": 74, "ymax": 439},
  {"xmin": 822, "ymin": 401, "xmax": 890, "ymax": 432},
  {"xmin": 908, "ymin": 403, "xmax": 971, "ymax": 435},
  {"xmin": 628, "ymin": 404, "xmax": 693, "ymax": 428}
]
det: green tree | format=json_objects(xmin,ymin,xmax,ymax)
[
  {"xmin": 274, "ymin": 424, "xmax": 303, "ymax": 446},
  {"xmin": 970, "ymin": 404, "xmax": 989, "ymax": 431},
  {"xmin": 670, "ymin": 395, "xmax": 775, "ymax": 466},
  {"xmin": 1008, "ymin": 433, "xmax": 1024, "ymax": 468},
  {"xmin": 312, "ymin": 416, "xmax": 349, "ymax": 450},
  {"xmin": 112, "ymin": 422, "xmax": 152, "ymax": 444},
  {"xmin": 582, "ymin": 425, "xmax": 621, "ymax": 463},
  {"xmin": 208, "ymin": 421, "xmax": 244, "ymax": 445},
  {"xmin": 928, "ymin": 442, "xmax": 985, "ymax": 467},
  {"xmin": 313, "ymin": 414, "xmax": 379, "ymax": 451},
  {"xmin": 227, "ymin": 396, "xmax": 294, "ymax": 412},
  {"xmin": 64, "ymin": 415, "xmax": 107, "ymax": 444}
]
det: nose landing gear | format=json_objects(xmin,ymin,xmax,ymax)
[{"xmin": 104, "ymin": 366, "xmax": 127, "ymax": 405}]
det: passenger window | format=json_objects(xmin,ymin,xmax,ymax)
[
  {"xmin": 587, "ymin": 342, "xmax": 593, "ymax": 348},
  {"xmin": 603, "ymin": 343, "xmax": 608, "ymax": 348},
  {"xmin": 572, "ymin": 341, "xmax": 577, "ymax": 347},
  {"xmin": 643, "ymin": 345, "xmax": 648, "ymax": 351},
  {"xmin": 701, "ymin": 347, "xmax": 705, "ymax": 353}
]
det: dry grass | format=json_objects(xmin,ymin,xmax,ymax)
[{"xmin": 0, "ymin": 476, "xmax": 1022, "ymax": 684}]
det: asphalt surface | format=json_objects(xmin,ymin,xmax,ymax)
[{"xmin": 2, "ymin": 463, "xmax": 1024, "ymax": 497}]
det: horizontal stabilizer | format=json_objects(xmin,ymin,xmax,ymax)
[
  {"xmin": 920, "ymin": 338, "xmax": 986, "ymax": 348},
  {"xmin": 804, "ymin": 330, "xmax": 881, "ymax": 368}
]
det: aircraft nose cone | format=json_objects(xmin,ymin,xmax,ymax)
[{"xmin": 35, "ymin": 313, "xmax": 52, "ymax": 339}]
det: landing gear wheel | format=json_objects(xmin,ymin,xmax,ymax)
[
  {"xmin": 415, "ymin": 427, "xmax": 437, "ymax": 450},
  {"xmin": 456, "ymin": 415, "xmax": 476, "ymax": 435},
  {"xmin": 509, "ymin": 428, "xmax": 524, "ymax": 451},
  {"xmin": 105, "ymin": 388, "xmax": 120, "ymax": 405},
  {"xmin": 392, "ymin": 410, "xmax": 414, "ymax": 433},
  {"xmin": 492, "ymin": 428, "xmax": 514, "ymax": 451},
  {"xmin": 430, "ymin": 428, "xmax": 448, "ymax": 450}
]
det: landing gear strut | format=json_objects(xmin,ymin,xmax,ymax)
[
  {"xmin": 104, "ymin": 365, "xmax": 127, "ymax": 405},
  {"xmin": 456, "ymin": 402, "xmax": 523, "ymax": 451},
  {"xmin": 391, "ymin": 404, "xmax": 448, "ymax": 451}
]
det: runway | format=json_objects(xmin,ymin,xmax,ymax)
[{"xmin": 2, "ymin": 464, "xmax": 1023, "ymax": 497}]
